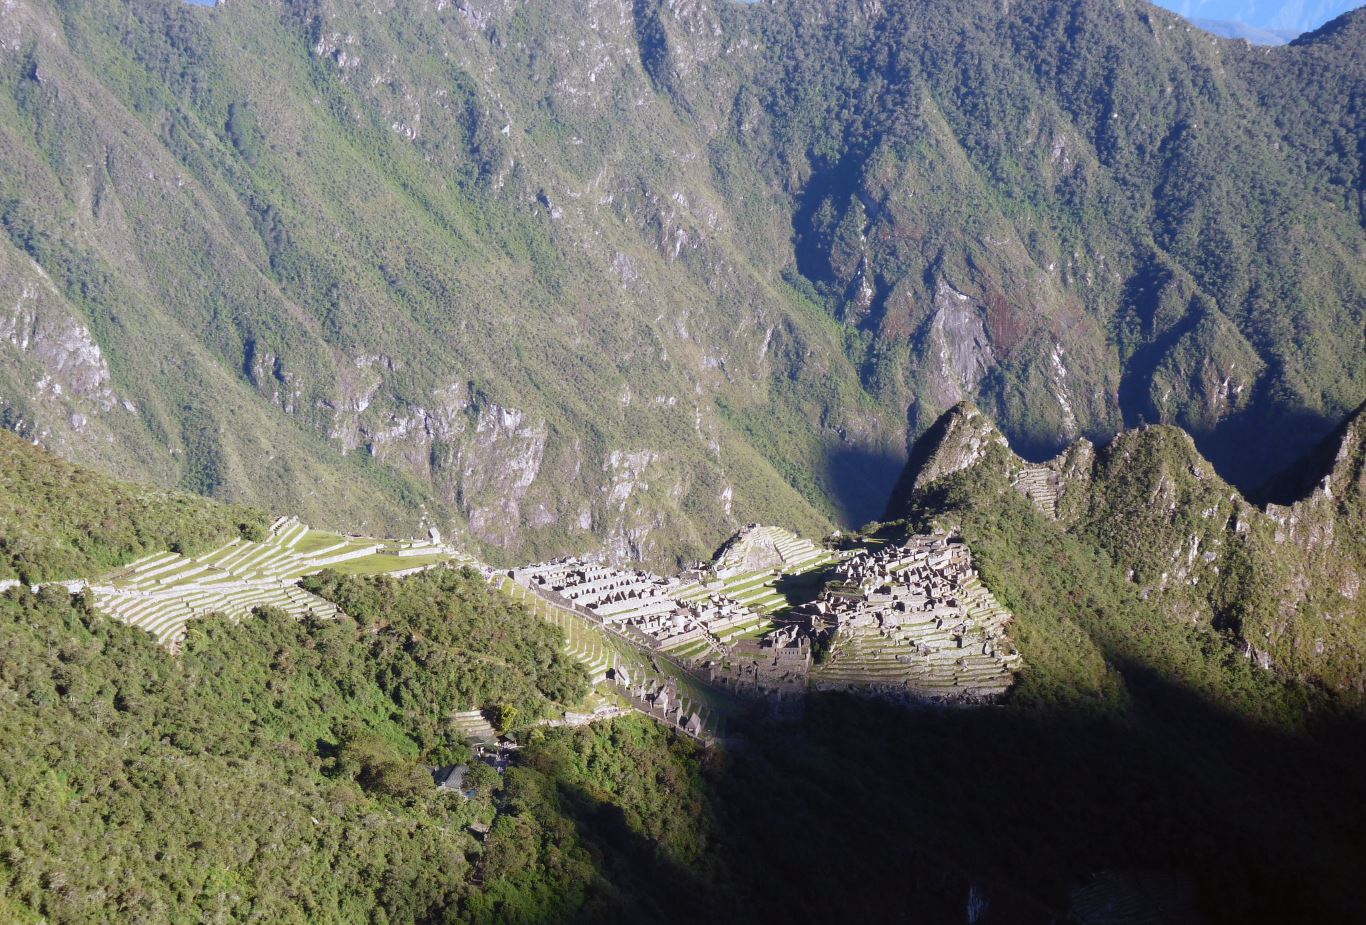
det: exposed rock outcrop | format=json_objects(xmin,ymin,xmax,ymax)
[{"xmin": 893, "ymin": 401, "xmax": 1366, "ymax": 701}]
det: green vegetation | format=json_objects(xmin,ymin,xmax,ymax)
[
  {"xmin": 1063, "ymin": 419, "xmax": 1366, "ymax": 700},
  {"xmin": 300, "ymin": 568, "xmax": 588, "ymax": 728},
  {"xmin": 899, "ymin": 438, "xmax": 1311, "ymax": 721},
  {"xmin": 3, "ymin": 0, "xmax": 1361, "ymax": 566},
  {"xmin": 8, "ymin": 568, "xmax": 1364, "ymax": 923},
  {"xmin": 0, "ymin": 570, "xmax": 613, "ymax": 923},
  {"xmin": 882, "ymin": 401, "xmax": 1366, "ymax": 715},
  {"xmin": 4, "ymin": 398, "xmax": 1366, "ymax": 921},
  {"xmin": 0, "ymin": 428, "xmax": 266, "ymax": 583},
  {"xmin": 318, "ymin": 550, "xmax": 451, "ymax": 575},
  {"xmin": 0, "ymin": 0, "xmax": 1365, "ymax": 917}
]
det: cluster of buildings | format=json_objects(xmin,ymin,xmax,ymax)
[
  {"xmin": 797, "ymin": 534, "xmax": 973, "ymax": 632},
  {"xmin": 512, "ymin": 529, "xmax": 1022, "ymax": 705},
  {"xmin": 706, "ymin": 623, "xmax": 813, "ymax": 693},
  {"xmin": 795, "ymin": 534, "xmax": 1021, "ymax": 700},
  {"xmin": 511, "ymin": 557, "xmax": 752, "ymax": 652},
  {"xmin": 610, "ymin": 667, "xmax": 708, "ymax": 739}
]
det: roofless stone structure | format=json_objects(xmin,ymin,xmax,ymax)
[{"xmin": 518, "ymin": 525, "xmax": 1024, "ymax": 706}]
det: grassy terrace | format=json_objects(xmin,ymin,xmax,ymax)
[
  {"xmin": 92, "ymin": 520, "xmax": 840, "ymax": 721},
  {"xmin": 292, "ymin": 530, "xmax": 349, "ymax": 555},
  {"xmin": 669, "ymin": 639, "xmax": 714, "ymax": 660},
  {"xmin": 676, "ymin": 549, "xmax": 843, "ymax": 621},
  {"xmin": 497, "ymin": 577, "xmax": 637, "ymax": 680},
  {"xmin": 730, "ymin": 622, "xmax": 778, "ymax": 642},
  {"xmin": 322, "ymin": 551, "xmax": 456, "ymax": 576},
  {"xmin": 90, "ymin": 522, "xmax": 472, "ymax": 648}
]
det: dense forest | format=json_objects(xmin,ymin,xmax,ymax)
[
  {"xmin": 0, "ymin": 428, "xmax": 267, "ymax": 583},
  {"xmin": 0, "ymin": 571, "xmax": 613, "ymax": 923}
]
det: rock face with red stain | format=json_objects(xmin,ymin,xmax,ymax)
[{"xmin": 0, "ymin": 0, "xmax": 1362, "ymax": 566}]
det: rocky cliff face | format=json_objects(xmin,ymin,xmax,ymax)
[
  {"xmin": 0, "ymin": 0, "xmax": 1361, "ymax": 566},
  {"xmin": 0, "ymin": 0, "xmax": 887, "ymax": 564},
  {"xmin": 0, "ymin": 245, "xmax": 132, "ymax": 454}
]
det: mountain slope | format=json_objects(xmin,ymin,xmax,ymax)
[
  {"xmin": 870, "ymin": 403, "xmax": 1366, "ymax": 923},
  {"xmin": 888, "ymin": 401, "xmax": 1366, "ymax": 701},
  {"xmin": 4, "ymin": 409, "xmax": 1366, "ymax": 922},
  {"xmin": 0, "ymin": 428, "xmax": 266, "ymax": 583},
  {"xmin": 0, "ymin": 0, "xmax": 1362, "ymax": 565}
]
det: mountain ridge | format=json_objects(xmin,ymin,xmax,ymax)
[
  {"xmin": 1191, "ymin": 17, "xmax": 1298, "ymax": 43},
  {"xmin": 889, "ymin": 398, "xmax": 1366, "ymax": 698},
  {"xmin": 1158, "ymin": 0, "xmax": 1362, "ymax": 35},
  {"xmin": 0, "ymin": 0, "xmax": 1362, "ymax": 569}
]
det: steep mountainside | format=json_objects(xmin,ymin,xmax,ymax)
[
  {"xmin": 0, "ymin": 0, "xmax": 1362, "ymax": 566},
  {"xmin": 0, "ymin": 428, "xmax": 266, "ymax": 583},
  {"xmin": 888, "ymin": 401, "xmax": 1366, "ymax": 701},
  {"xmin": 5, "ymin": 413, "xmax": 1366, "ymax": 922}
]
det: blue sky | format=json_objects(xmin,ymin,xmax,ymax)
[{"xmin": 1148, "ymin": 0, "xmax": 1360, "ymax": 33}]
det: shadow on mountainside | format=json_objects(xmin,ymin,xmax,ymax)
[
  {"xmin": 1195, "ymin": 402, "xmax": 1343, "ymax": 496},
  {"xmin": 1244, "ymin": 400, "xmax": 1366, "ymax": 506},
  {"xmin": 697, "ymin": 671, "xmax": 1366, "ymax": 925},
  {"xmin": 822, "ymin": 443, "xmax": 907, "ymax": 529},
  {"xmin": 489, "ymin": 660, "xmax": 1366, "ymax": 924}
]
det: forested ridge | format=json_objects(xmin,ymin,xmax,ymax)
[
  {"xmin": 0, "ymin": 572, "xmax": 622, "ymax": 923},
  {"xmin": 0, "ymin": 428, "xmax": 267, "ymax": 583}
]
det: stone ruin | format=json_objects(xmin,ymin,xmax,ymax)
[
  {"xmin": 798, "ymin": 534, "xmax": 1021, "ymax": 702},
  {"xmin": 514, "ymin": 529, "xmax": 1022, "ymax": 708},
  {"xmin": 711, "ymin": 523, "xmax": 786, "ymax": 578},
  {"xmin": 1012, "ymin": 465, "xmax": 1064, "ymax": 518},
  {"xmin": 513, "ymin": 557, "xmax": 754, "ymax": 654}
]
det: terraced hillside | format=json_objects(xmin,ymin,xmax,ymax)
[
  {"xmin": 811, "ymin": 567, "xmax": 1020, "ymax": 700},
  {"xmin": 508, "ymin": 520, "xmax": 1022, "ymax": 705},
  {"xmin": 498, "ymin": 576, "xmax": 632, "ymax": 684},
  {"xmin": 496, "ymin": 575, "xmax": 738, "ymax": 737},
  {"xmin": 88, "ymin": 516, "xmax": 472, "ymax": 647},
  {"xmin": 0, "ymin": 427, "xmax": 267, "ymax": 583},
  {"xmin": 675, "ymin": 525, "xmax": 844, "ymax": 639}
]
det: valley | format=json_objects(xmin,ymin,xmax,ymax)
[{"xmin": 1, "ymin": 0, "xmax": 1364, "ymax": 920}]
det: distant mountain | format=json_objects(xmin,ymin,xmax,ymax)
[
  {"xmin": 1, "ymin": 0, "xmax": 1363, "ymax": 568},
  {"xmin": 1192, "ymin": 17, "xmax": 1299, "ymax": 42},
  {"xmin": 1154, "ymin": 0, "xmax": 1362, "ymax": 34}
]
